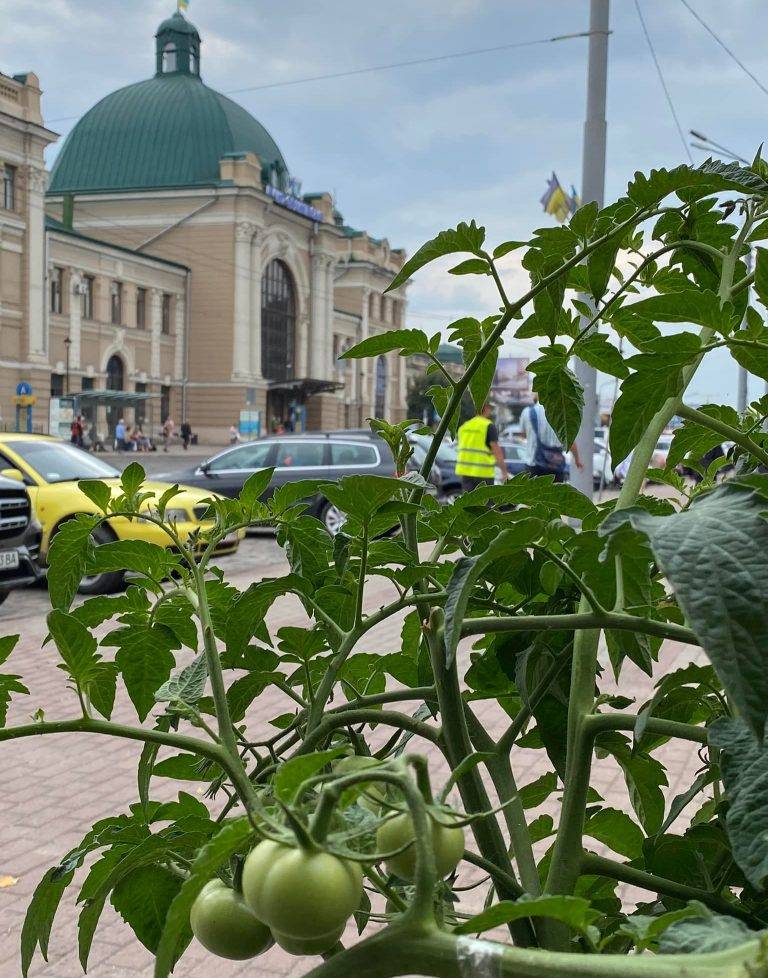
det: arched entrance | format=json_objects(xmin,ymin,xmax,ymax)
[
  {"xmin": 262, "ymin": 259, "xmax": 296, "ymax": 430},
  {"xmin": 105, "ymin": 354, "xmax": 125, "ymax": 436},
  {"xmin": 374, "ymin": 355, "xmax": 387, "ymax": 419}
]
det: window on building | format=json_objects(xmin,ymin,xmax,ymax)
[
  {"xmin": 160, "ymin": 385, "xmax": 171, "ymax": 425},
  {"xmin": 50, "ymin": 374, "xmax": 64, "ymax": 398},
  {"xmin": 110, "ymin": 281, "xmax": 122, "ymax": 325},
  {"xmin": 81, "ymin": 276, "xmax": 94, "ymax": 319},
  {"xmin": 49, "ymin": 267, "xmax": 63, "ymax": 314},
  {"xmin": 261, "ymin": 259, "xmax": 295, "ymax": 382},
  {"xmin": 136, "ymin": 288, "xmax": 146, "ymax": 329},
  {"xmin": 161, "ymin": 293, "xmax": 172, "ymax": 335},
  {"xmin": 162, "ymin": 43, "xmax": 177, "ymax": 72},
  {"xmin": 2, "ymin": 165, "xmax": 16, "ymax": 211}
]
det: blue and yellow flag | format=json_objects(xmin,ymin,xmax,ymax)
[
  {"xmin": 177, "ymin": 0, "xmax": 189, "ymax": 11},
  {"xmin": 540, "ymin": 173, "xmax": 579, "ymax": 223}
]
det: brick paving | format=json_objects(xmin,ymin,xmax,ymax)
[{"xmin": 0, "ymin": 533, "xmax": 704, "ymax": 978}]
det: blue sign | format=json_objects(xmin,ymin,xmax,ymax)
[
  {"xmin": 16, "ymin": 382, "xmax": 32, "ymax": 397},
  {"xmin": 266, "ymin": 184, "xmax": 324, "ymax": 223}
]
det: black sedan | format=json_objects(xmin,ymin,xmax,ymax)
[{"xmin": 156, "ymin": 431, "xmax": 435, "ymax": 535}]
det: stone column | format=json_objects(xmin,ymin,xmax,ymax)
[
  {"xmin": 233, "ymin": 222, "xmax": 256, "ymax": 379},
  {"xmin": 249, "ymin": 234, "xmax": 262, "ymax": 378},
  {"xmin": 358, "ymin": 288, "xmax": 371, "ymax": 422},
  {"xmin": 27, "ymin": 166, "xmax": 47, "ymax": 361},
  {"xmin": 324, "ymin": 257, "xmax": 336, "ymax": 380},
  {"xmin": 174, "ymin": 292, "xmax": 185, "ymax": 380},
  {"xmin": 150, "ymin": 288, "xmax": 162, "ymax": 378},
  {"xmin": 68, "ymin": 269, "xmax": 82, "ymax": 370},
  {"xmin": 295, "ymin": 313, "xmax": 310, "ymax": 378},
  {"xmin": 309, "ymin": 253, "xmax": 328, "ymax": 379}
]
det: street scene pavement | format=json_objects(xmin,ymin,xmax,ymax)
[{"xmin": 0, "ymin": 529, "xmax": 703, "ymax": 978}]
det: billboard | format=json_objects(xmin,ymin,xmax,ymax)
[{"xmin": 492, "ymin": 357, "xmax": 530, "ymax": 399}]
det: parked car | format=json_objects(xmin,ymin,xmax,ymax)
[
  {"xmin": 159, "ymin": 431, "xmax": 440, "ymax": 535},
  {"xmin": 0, "ymin": 474, "xmax": 44, "ymax": 605},
  {"xmin": 407, "ymin": 433, "xmax": 460, "ymax": 501},
  {"xmin": 0, "ymin": 434, "xmax": 242, "ymax": 594},
  {"xmin": 500, "ymin": 441, "xmax": 528, "ymax": 478}
]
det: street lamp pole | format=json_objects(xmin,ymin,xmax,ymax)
[
  {"xmin": 572, "ymin": 0, "xmax": 610, "ymax": 498},
  {"xmin": 64, "ymin": 335, "xmax": 72, "ymax": 396}
]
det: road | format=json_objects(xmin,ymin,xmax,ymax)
[{"xmin": 0, "ymin": 531, "xmax": 702, "ymax": 978}]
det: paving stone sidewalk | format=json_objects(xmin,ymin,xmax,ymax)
[{"xmin": 0, "ymin": 536, "xmax": 703, "ymax": 978}]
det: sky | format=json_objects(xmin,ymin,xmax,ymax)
[{"xmin": 2, "ymin": 0, "xmax": 768, "ymax": 405}]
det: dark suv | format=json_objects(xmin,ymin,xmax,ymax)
[
  {"xmin": 158, "ymin": 432, "xmax": 435, "ymax": 535},
  {"xmin": 0, "ymin": 475, "xmax": 43, "ymax": 604}
]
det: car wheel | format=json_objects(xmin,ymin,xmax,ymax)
[
  {"xmin": 76, "ymin": 525, "xmax": 124, "ymax": 595},
  {"xmin": 320, "ymin": 501, "xmax": 347, "ymax": 537},
  {"xmin": 0, "ymin": 590, "xmax": 8, "ymax": 606}
]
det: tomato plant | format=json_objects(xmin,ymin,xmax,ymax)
[{"xmin": 4, "ymin": 155, "xmax": 768, "ymax": 978}]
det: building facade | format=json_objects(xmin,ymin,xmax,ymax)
[
  {"xmin": 0, "ymin": 71, "xmax": 56, "ymax": 426},
  {"xmin": 42, "ymin": 12, "xmax": 408, "ymax": 441}
]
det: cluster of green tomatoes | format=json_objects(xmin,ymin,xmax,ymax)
[{"xmin": 189, "ymin": 762, "xmax": 466, "ymax": 960}]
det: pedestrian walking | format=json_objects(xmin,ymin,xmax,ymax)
[
  {"xmin": 181, "ymin": 420, "xmax": 192, "ymax": 450},
  {"xmin": 229, "ymin": 424, "xmax": 240, "ymax": 446},
  {"xmin": 162, "ymin": 417, "xmax": 175, "ymax": 452},
  {"xmin": 70, "ymin": 415, "xmax": 84, "ymax": 447},
  {"xmin": 455, "ymin": 403, "xmax": 508, "ymax": 492},
  {"xmin": 520, "ymin": 395, "xmax": 582, "ymax": 483}
]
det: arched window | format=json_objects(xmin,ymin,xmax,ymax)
[
  {"xmin": 189, "ymin": 50, "xmax": 198, "ymax": 75},
  {"xmin": 162, "ymin": 43, "xmax": 177, "ymax": 73},
  {"xmin": 106, "ymin": 354, "xmax": 124, "ymax": 391},
  {"xmin": 375, "ymin": 355, "xmax": 387, "ymax": 418},
  {"xmin": 261, "ymin": 260, "xmax": 295, "ymax": 382}
]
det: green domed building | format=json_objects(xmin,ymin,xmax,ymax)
[{"xmin": 44, "ymin": 11, "xmax": 408, "ymax": 437}]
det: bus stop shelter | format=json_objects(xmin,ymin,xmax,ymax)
[{"xmin": 73, "ymin": 389, "xmax": 163, "ymax": 445}]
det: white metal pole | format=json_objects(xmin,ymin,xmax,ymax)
[{"xmin": 571, "ymin": 0, "xmax": 610, "ymax": 497}]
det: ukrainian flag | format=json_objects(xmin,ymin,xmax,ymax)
[{"xmin": 177, "ymin": 0, "xmax": 189, "ymax": 11}]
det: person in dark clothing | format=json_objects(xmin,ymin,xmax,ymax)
[{"xmin": 181, "ymin": 420, "xmax": 192, "ymax": 450}]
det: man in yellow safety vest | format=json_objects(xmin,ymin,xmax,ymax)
[{"xmin": 455, "ymin": 404, "xmax": 508, "ymax": 492}]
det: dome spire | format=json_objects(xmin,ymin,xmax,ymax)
[{"xmin": 155, "ymin": 10, "xmax": 201, "ymax": 78}]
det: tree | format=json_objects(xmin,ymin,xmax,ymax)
[{"xmin": 5, "ymin": 156, "xmax": 768, "ymax": 978}]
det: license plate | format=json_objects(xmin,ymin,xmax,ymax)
[{"xmin": 0, "ymin": 551, "xmax": 20, "ymax": 570}]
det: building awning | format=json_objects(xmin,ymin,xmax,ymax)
[
  {"xmin": 75, "ymin": 389, "xmax": 162, "ymax": 403},
  {"xmin": 266, "ymin": 377, "xmax": 343, "ymax": 397}
]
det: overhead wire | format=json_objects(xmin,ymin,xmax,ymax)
[
  {"xmin": 45, "ymin": 29, "xmax": 600, "ymax": 125},
  {"xmin": 678, "ymin": 0, "xmax": 768, "ymax": 100},
  {"xmin": 633, "ymin": 0, "xmax": 693, "ymax": 163}
]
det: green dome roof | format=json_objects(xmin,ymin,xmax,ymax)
[{"xmin": 48, "ymin": 13, "xmax": 288, "ymax": 195}]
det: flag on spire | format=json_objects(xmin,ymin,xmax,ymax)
[
  {"xmin": 178, "ymin": 0, "xmax": 189, "ymax": 11},
  {"xmin": 540, "ymin": 173, "xmax": 579, "ymax": 223}
]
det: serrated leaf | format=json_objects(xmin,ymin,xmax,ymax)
[
  {"xmin": 155, "ymin": 654, "xmax": 207, "ymax": 705},
  {"xmin": 493, "ymin": 240, "xmax": 526, "ymax": 258},
  {"xmin": 453, "ymin": 894, "xmax": 600, "ymax": 936},
  {"xmin": 120, "ymin": 461, "xmax": 145, "ymax": 497},
  {"xmin": 386, "ymin": 220, "xmax": 485, "ymax": 291},
  {"xmin": 610, "ymin": 332, "xmax": 702, "ymax": 463},
  {"xmin": 225, "ymin": 575, "xmax": 301, "ymax": 657},
  {"xmin": 47, "ymin": 515, "xmax": 99, "ymax": 611},
  {"xmin": 154, "ymin": 819, "xmax": 253, "ymax": 978},
  {"xmin": 519, "ymin": 772, "xmax": 558, "ymax": 809},
  {"xmin": 448, "ymin": 258, "xmax": 490, "ymax": 276},
  {"xmin": 527, "ymin": 346, "xmax": 584, "ymax": 447},
  {"xmin": 0, "ymin": 673, "xmax": 28, "ymax": 726},
  {"xmin": 659, "ymin": 903, "xmax": 753, "ymax": 955},
  {"xmin": 584, "ymin": 807, "xmax": 644, "ymax": 859},
  {"xmin": 47, "ymin": 610, "xmax": 98, "ymax": 683},
  {"xmin": 0, "ymin": 634, "xmax": 19, "ymax": 667},
  {"xmin": 618, "ymin": 484, "xmax": 768, "ymax": 740},
  {"xmin": 78, "ymin": 479, "xmax": 112, "ymax": 513},
  {"xmin": 666, "ymin": 404, "xmax": 740, "ymax": 468},
  {"xmin": 87, "ymin": 539, "xmax": 181, "ymax": 581},
  {"xmin": 340, "ymin": 328, "xmax": 430, "ymax": 360},
  {"xmin": 111, "ymin": 865, "xmax": 183, "ymax": 953},
  {"xmin": 444, "ymin": 521, "xmax": 542, "ymax": 668},
  {"xmin": 573, "ymin": 332, "xmax": 629, "ymax": 379},
  {"xmin": 274, "ymin": 748, "xmax": 347, "ymax": 803},
  {"xmin": 104, "ymin": 623, "xmax": 179, "ymax": 721},
  {"xmin": 21, "ymin": 868, "xmax": 74, "ymax": 977}
]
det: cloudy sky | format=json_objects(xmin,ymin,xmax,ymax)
[{"xmin": 3, "ymin": 0, "xmax": 767, "ymax": 404}]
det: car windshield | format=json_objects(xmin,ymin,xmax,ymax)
[{"xmin": 8, "ymin": 440, "xmax": 121, "ymax": 484}]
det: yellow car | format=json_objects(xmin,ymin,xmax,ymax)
[{"xmin": 0, "ymin": 434, "xmax": 242, "ymax": 594}]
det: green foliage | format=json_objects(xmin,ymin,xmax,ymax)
[{"xmin": 9, "ymin": 155, "xmax": 768, "ymax": 978}]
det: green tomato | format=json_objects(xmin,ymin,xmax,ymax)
[
  {"xmin": 376, "ymin": 810, "xmax": 465, "ymax": 881},
  {"xmin": 190, "ymin": 879, "xmax": 273, "ymax": 960},
  {"xmin": 335, "ymin": 754, "xmax": 386, "ymax": 812},
  {"xmin": 242, "ymin": 840, "xmax": 363, "ymax": 939},
  {"xmin": 272, "ymin": 926, "xmax": 345, "ymax": 956}
]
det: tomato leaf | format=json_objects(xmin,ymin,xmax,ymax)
[
  {"xmin": 46, "ymin": 515, "xmax": 99, "ymax": 611},
  {"xmin": 274, "ymin": 747, "xmax": 347, "ymax": 803},
  {"xmin": 386, "ymin": 220, "xmax": 486, "ymax": 292},
  {"xmin": 111, "ymin": 865, "xmax": 183, "ymax": 953},
  {"xmin": 454, "ymin": 893, "xmax": 600, "ymax": 935},
  {"xmin": 21, "ymin": 868, "xmax": 74, "ymax": 977},
  {"xmin": 104, "ymin": 623, "xmax": 179, "ymax": 721}
]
